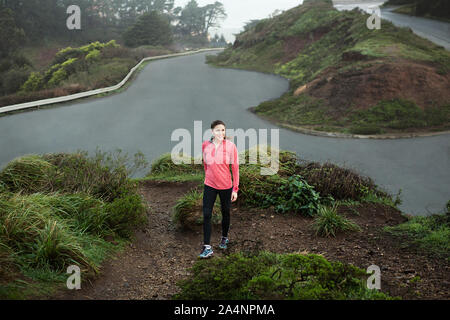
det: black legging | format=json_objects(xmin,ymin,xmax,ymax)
[{"xmin": 202, "ymin": 184, "xmax": 233, "ymax": 245}]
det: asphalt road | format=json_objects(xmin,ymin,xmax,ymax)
[{"xmin": 0, "ymin": 52, "xmax": 448, "ymax": 215}]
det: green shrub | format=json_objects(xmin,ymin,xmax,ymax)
[
  {"xmin": 61, "ymin": 57, "xmax": 79, "ymax": 74},
  {"xmin": 20, "ymin": 72, "xmax": 43, "ymax": 92},
  {"xmin": 0, "ymin": 155, "xmax": 55, "ymax": 193},
  {"xmin": 53, "ymin": 47, "xmax": 84, "ymax": 65},
  {"xmin": 80, "ymin": 41, "xmax": 104, "ymax": 53},
  {"xmin": 47, "ymin": 67, "xmax": 67, "ymax": 87},
  {"xmin": 295, "ymin": 161, "xmax": 385, "ymax": 201},
  {"xmin": 105, "ymin": 40, "xmax": 120, "ymax": 48},
  {"xmin": 174, "ymin": 251, "xmax": 277, "ymax": 299},
  {"xmin": 105, "ymin": 191, "xmax": 147, "ymax": 238},
  {"xmin": 312, "ymin": 204, "xmax": 361, "ymax": 237},
  {"xmin": 263, "ymin": 174, "xmax": 322, "ymax": 216},
  {"xmin": 237, "ymin": 164, "xmax": 286, "ymax": 208},
  {"xmin": 42, "ymin": 63, "xmax": 61, "ymax": 83},
  {"xmin": 85, "ymin": 49, "xmax": 101, "ymax": 62},
  {"xmin": 1, "ymin": 67, "xmax": 30, "ymax": 95},
  {"xmin": 174, "ymin": 251, "xmax": 395, "ymax": 300}
]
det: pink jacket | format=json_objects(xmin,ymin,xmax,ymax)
[{"xmin": 202, "ymin": 138, "xmax": 239, "ymax": 192}]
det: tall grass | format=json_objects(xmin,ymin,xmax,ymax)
[
  {"xmin": 0, "ymin": 149, "xmax": 148, "ymax": 299},
  {"xmin": 172, "ymin": 188, "xmax": 222, "ymax": 229},
  {"xmin": 312, "ymin": 204, "xmax": 361, "ymax": 237}
]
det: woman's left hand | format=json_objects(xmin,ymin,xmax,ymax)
[{"xmin": 231, "ymin": 191, "xmax": 238, "ymax": 202}]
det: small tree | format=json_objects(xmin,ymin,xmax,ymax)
[
  {"xmin": 123, "ymin": 10, "xmax": 173, "ymax": 47},
  {"xmin": 0, "ymin": 8, "xmax": 26, "ymax": 59}
]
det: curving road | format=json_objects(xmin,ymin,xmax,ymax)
[
  {"xmin": 335, "ymin": 2, "xmax": 450, "ymax": 50},
  {"xmin": 0, "ymin": 52, "xmax": 448, "ymax": 215}
]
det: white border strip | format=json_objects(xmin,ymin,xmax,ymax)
[{"xmin": 0, "ymin": 48, "xmax": 224, "ymax": 115}]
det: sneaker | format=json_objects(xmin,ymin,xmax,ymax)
[
  {"xmin": 199, "ymin": 245, "xmax": 213, "ymax": 258},
  {"xmin": 219, "ymin": 237, "xmax": 229, "ymax": 249}
]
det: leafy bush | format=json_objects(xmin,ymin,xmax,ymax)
[
  {"xmin": 263, "ymin": 174, "xmax": 322, "ymax": 216},
  {"xmin": 105, "ymin": 191, "xmax": 147, "ymax": 238},
  {"xmin": 312, "ymin": 204, "xmax": 361, "ymax": 237},
  {"xmin": 20, "ymin": 71, "xmax": 43, "ymax": 92},
  {"xmin": 47, "ymin": 67, "xmax": 67, "ymax": 87},
  {"xmin": 42, "ymin": 63, "xmax": 61, "ymax": 83},
  {"xmin": 52, "ymin": 47, "xmax": 84, "ymax": 65},
  {"xmin": 85, "ymin": 49, "xmax": 101, "ymax": 62},
  {"xmin": 61, "ymin": 57, "xmax": 79, "ymax": 74},
  {"xmin": 1, "ymin": 66, "xmax": 30, "ymax": 95},
  {"xmin": 174, "ymin": 251, "xmax": 395, "ymax": 300}
]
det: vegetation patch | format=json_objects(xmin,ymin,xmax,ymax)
[
  {"xmin": 312, "ymin": 204, "xmax": 361, "ymax": 237},
  {"xmin": 383, "ymin": 209, "xmax": 450, "ymax": 261},
  {"xmin": 174, "ymin": 251, "xmax": 397, "ymax": 300},
  {"xmin": 0, "ymin": 149, "xmax": 148, "ymax": 299},
  {"xmin": 172, "ymin": 188, "xmax": 222, "ymax": 229}
]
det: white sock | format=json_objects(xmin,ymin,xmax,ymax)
[{"xmin": 204, "ymin": 245, "xmax": 211, "ymax": 249}]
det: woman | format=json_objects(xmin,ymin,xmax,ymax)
[{"xmin": 199, "ymin": 120, "xmax": 239, "ymax": 258}]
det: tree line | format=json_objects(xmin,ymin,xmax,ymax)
[
  {"xmin": 0, "ymin": 0, "xmax": 229, "ymax": 97},
  {"xmin": 0, "ymin": 0, "xmax": 228, "ymax": 48}
]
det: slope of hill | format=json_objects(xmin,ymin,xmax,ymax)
[{"xmin": 207, "ymin": 0, "xmax": 450, "ymax": 135}]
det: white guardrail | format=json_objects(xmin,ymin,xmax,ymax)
[{"xmin": 0, "ymin": 48, "xmax": 224, "ymax": 115}]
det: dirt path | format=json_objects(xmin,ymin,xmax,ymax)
[{"xmin": 53, "ymin": 180, "xmax": 450, "ymax": 300}]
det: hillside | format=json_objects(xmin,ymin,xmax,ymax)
[
  {"xmin": 1, "ymin": 149, "xmax": 449, "ymax": 300},
  {"xmin": 382, "ymin": 0, "xmax": 450, "ymax": 22},
  {"xmin": 207, "ymin": 0, "xmax": 450, "ymax": 136}
]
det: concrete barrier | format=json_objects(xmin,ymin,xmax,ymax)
[{"xmin": 0, "ymin": 48, "xmax": 224, "ymax": 115}]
